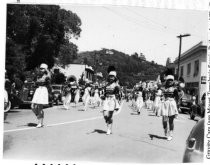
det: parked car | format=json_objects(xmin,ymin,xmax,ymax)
[
  {"xmin": 189, "ymin": 94, "xmax": 205, "ymax": 120},
  {"xmin": 51, "ymin": 84, "xmax": 63, "ymax": 105},
  {"xmin": 179, "ymin": 93, "xmax": 192, "ymax": 113},
  {"xmin": 19, "ymin": 81, "xmax": 36, "ymax": 107},
  {"xmin": 183, "ymin": 118, "xmax": 204, "ymax": 163}
]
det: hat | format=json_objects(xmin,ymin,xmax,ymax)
[
  {"xmin": 40, "ymin": 63, "xmax": 48, "ymax": 70},
  {"xmin": 109, "ymin": 71, "xmax": 117, "ymax": 77},
  {"xmin": 179, "ymin": 82, "xmax": 185, "ymax": 88},
  {"xmin": 166, "ymin": 75, "xmax": 174, "ymax": 81},
  {"xmin": 107, "ymin": 66, "xmax": 117, "ymax": 77}
]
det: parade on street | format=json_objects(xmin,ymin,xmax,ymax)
[
  {"xmin": 3, "ymin": 3, "xmax": 207, "ymax": 164},
  {"xmin": 3, "ymin": 99, "xmax": 199, "ymax": 163}
]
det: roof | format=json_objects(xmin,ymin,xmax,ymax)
[{"xmin": 174, "ymin": 41, "xmax": 207, "ymax": 64}]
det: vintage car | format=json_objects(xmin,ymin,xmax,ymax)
[
  {"xmin": 183, "ymin": 118, "xmax": 204, "ymax": 163},
  {"xmin": 189, "ymin": 94, "xmax": 205, "ymax": 120},
  {"xmin": 51, "ymin": 84, "xmax": 63, "ymax": 105},
  {"xmin": 19, "ymin": 81, "xmax": 36, "ymax": 107},
  {"xmin": 179, "ymin": 93, "xmax": 192, "ymax": 113}
]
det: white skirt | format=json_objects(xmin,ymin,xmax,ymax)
[
  {"xmin": 32, "ymin": 86, "xmax": 49, "ymax": 105},
  {"xmin": 103, "ymin": 96, "xmax": 119, "ymax": 111},
  {"xmin": 136, "ymin": 97, "xmax": 144, "ymax": 109}
]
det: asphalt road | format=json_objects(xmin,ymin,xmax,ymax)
[{"xmin": 3, "ymin": 101, "xmax": 199, "ymax": 163}]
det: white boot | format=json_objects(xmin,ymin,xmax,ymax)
[
  {"xmin": 36, "ymin": 119, "xmax": 42, "ymax": 128},
  {"xmin": 167, "ymin": 131, "xmax": 173, "ymax": 141},
  {"xmin": 106, "ymin": 124, "xmax": 112, "ymax": 135}
]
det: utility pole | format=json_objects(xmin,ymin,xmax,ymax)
[{"xmin": 177, "ymin": 34, "xmax": 190, "ymax": 79}]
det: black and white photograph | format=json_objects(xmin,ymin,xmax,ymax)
[{"xmin": 1, "ymin": 0, "xmax": 209, "ymax": 164}]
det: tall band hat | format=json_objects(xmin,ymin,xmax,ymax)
[
  {"xmin": 107, "ymin": 65, "xmax": 117, "ymax": 77},
  {"xmin": 40, "ymin": 63, "xmax": 48, "ymax": 70},
  {"xmin": 164, "ymin": 68, "xmax": 174, "ymax": 80}
]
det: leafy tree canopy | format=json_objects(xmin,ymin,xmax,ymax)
[{"xmin": 6, "ymin": 4, "xmax": 81, "ymax": 79}]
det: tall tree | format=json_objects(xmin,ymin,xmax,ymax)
[{"xmin": 6, "ymin": 4, "xmax": 82, "ymax": 76}]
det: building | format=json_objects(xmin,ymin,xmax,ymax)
[
  {"xmin": 64, "ymin": 64, "xmax": 94, "ymax": 83},
  {"xmin": 174, "ymin": 41, "xmax": 207, "ymax": 103}
]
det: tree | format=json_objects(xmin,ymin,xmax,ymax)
[
  {"xmin": 51, "ymin": 70, "xmax": 66, "ymax": 84},
  {"xmin": 6, "ymin": 4, "xmax": 82, "ymax": 77},
  {"xmin": 58, "ymin": 41, "xmax": 78, "ymax": 67},
  {"xmin": 131, "ymin": 52, "xmax": 138, "ymax": 59},
  {"xmin": 139, "ymin": 53, "xmax": 146, "ymax": 61}
]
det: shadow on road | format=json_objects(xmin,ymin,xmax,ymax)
[
  {"xmin": 130, "ymin": 112, "xmax": 140, "ymax": 115},
  {"xmin": 78, "ymin": 109, "xmax": 85, "ymax": 111},
  {"xmin": 148, "ymin": 114, "xmax": 156, "ymax": 116},
  {"xmin": 87, "ymin": 129, "xmax": 107, "ymax": 134},
  {"xmin": 148, "ymin": 134, "xmax": 167, "ymax": 140},
  {"xmin": 27, "ymin": 123, "xmax": 38, "ymax": 127}
]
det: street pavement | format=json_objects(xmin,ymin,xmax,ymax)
[{"xmin": 3, "ymin": 101, "xmax": 199, "ymax": 163}]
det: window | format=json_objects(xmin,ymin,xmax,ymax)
[
  {"xmin": 187, "ymin": 63, "xmax": 191, "ymax": 75},
  {"xmin": 181, "ymin": 66, "xmax": 184, "ymax": 77},
  {"xmin": 194, "ymin": 60, "xmax": 199, "ymax": 77}
]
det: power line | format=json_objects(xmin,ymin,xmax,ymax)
[
  {"xmin": 124, "ymin": 7, "xmax": 205, "ymax": 39},
  {"xmin": 103, "ymin": 7, "xmax": 173, "ymax": 35}
]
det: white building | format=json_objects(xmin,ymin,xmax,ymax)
[
  {"xmin": 64, "ymin": 64, "xmax": 94, "ymax": 83},
  {"xmin": 174, "ymin": 41, "xmax": 207, "ymax": 103}
]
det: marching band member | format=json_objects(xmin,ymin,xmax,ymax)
[
  {"xmin": 93, "ymin": 85, "xmax": 102, "ymax": 107},
  {"xmin": 102, "ymin": 66, "xmax": 120, "ymax": 135},
  {"xmin": 135, "ymin": 89, "xmax": 144, "ymax": 115},
  {"xmin": 74, "ymin": 87, "xmax": 80, "ymax": 107},
  {"xmin": 63, "ymin": 76, "xmax": 77, "ymax": 110},
  {"xmin": 82, "ymin": 83, "xmax": 91, "ymax": 111},
  {"xmin": 160, "ymin": 70, "xmax": 179, "ymax": 141},
  {"xmin": 152, "ymin": 84, "xmax": 162, "ymax": 116},
  {"xmin": 31, "ymin": 63, "xmax": 51, "ymax": 128}
]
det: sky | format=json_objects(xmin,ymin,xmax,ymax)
[{"xmin": 60, "ymin": 5, "xmax": 208, "ymax": 66}]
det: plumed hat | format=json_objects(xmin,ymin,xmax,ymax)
[
  {"xmin": 107, "ymin": 65, "xmax": 117, "ymax": 77},
  {"xmin": 164, "ymin": 68, "xmax": 174, "ymax": 80}
]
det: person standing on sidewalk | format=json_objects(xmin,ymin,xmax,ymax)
[
  {"xmin": 102, "ymin": 66, "xmax": 120, "ymax": 135},
  {"xmin": 31, "ymin": 63, "xmax": 51, "ymax": 128},
  {"xmin": 160, "ymin": 71, "xmax": 179, "ymax": 141}
]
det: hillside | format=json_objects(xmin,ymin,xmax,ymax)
[{"xmin": 73, "ymin": 48, "xmax": 166, "ymax": 87}]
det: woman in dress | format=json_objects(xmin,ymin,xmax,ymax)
[
  {"xmin": 93, "ymin": 86, "xmax": 102, "ymax": 107},
  {"xmin": 102, "ymin": 66, "xmax": 120, "ymax": 135},
  {"xmin": 160, "ymin": 72, "xmax": 179, "ymax": 141},
  {"xmin": 135, "ymin": 89, "xmax": 144, "ymax": 115},
  {"xmin": 31, "ymin": 63, "xmax": 51, "ymax": 128},
  {"xmin": 82, "ymin": 83, "xmax": 91, "ymax": 111},
  {"xmin": 74, "ymin": 87, "xmax": 80, "ymax": 107},
  {"xmin": 152, "ymin": 84, "xmax": 162, "ymax": 116},
  {"xmin": 63, "ymin": 84, "xmax": 72, "ymax": 110}
]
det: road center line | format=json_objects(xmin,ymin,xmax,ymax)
[{"xmin": 4, "ymin": 101, "xmax": 124, "ymax": 133}]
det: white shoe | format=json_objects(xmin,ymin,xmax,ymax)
[
  {"xmin": 36, "ymin": 123, "xmax": 43, "ymax": 128},
  {"xmin": 167, "ymin": 136, "xmax": 173, "ymax": 141},
  {"xmin": 106, "ymin": 129, "xmax": 111, "ymax": 135}
]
